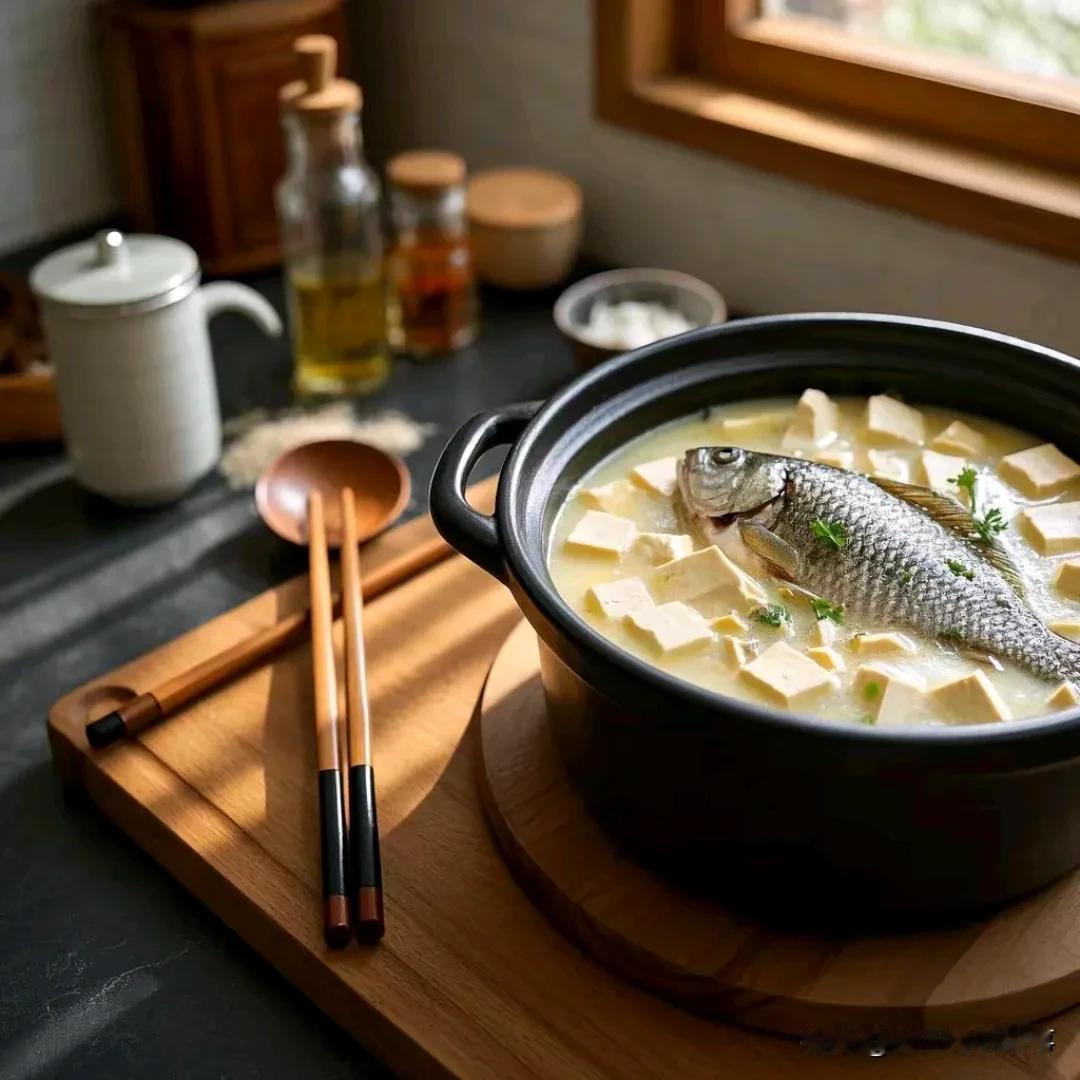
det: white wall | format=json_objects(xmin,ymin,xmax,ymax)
[
  {"xmin": 357, "ymin": 0, "xmax": 1080, "ymax": 356},
  {"xmin": 0, "ymin": 0, "xmax": 116, "ymax": 252}
]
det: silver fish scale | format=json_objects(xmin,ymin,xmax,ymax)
[{"xmin": 774, "ymin": 461, "xmax": 1080, "ymax": 684}]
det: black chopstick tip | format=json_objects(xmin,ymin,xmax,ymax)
[
  {"xmin": 323, "ymin": 896, "xmax": 352, "ymax": 949},
  {"xmin": 86, "ymin": 711, "xmax": 127, "ymax": 749}
]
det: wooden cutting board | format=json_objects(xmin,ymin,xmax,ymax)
[{"xmin": 47, "ymin": 496, "xmax": 1078, "ymax": 1078}]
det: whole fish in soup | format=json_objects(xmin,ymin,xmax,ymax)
[
  {"xmin": 677, "ymin": 446, "xmax": 1080, "ymax": 683},
  {"xmin": 548, "ymin": 391, "xmax": 1080, "ymax": 728}
]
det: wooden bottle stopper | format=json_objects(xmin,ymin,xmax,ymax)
[{"xmin": 280, "ymin": 33, "xmax": 360, "ymax": 115}]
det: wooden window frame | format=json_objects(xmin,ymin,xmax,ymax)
[{"xmin": 596, "ymin": 0, "xmax": 1080, "ymax": 261}]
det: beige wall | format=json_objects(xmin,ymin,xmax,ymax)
[
  {"xmin": 357, "ymin": 0, "xmax": 1080, "ymax": 356},
  {"xmin": 0, "ymin": 0, "xmax": 116, "ymax": 252}
]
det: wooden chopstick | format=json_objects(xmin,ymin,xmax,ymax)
[
  {"xmin": 341, "ymin": 488, "xmax": 385, "ymax": 943},
  {"xmin": 308, "ymin": 490, "xmax": 351, "ymax": 949},
  {"xmin": 84, "ymin": 532, "xmax": 452, "ymax": 749}
]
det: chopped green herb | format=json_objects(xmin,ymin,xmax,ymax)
[
  {"xmin": 946, "ymin": 466, "xmax": 1007, "ymax": 544},
  {"xmin": 752, "ymin": 603, "xmax": 792, "ymax": 628},
  {"xmin": 995, "ymin": 595, "xmax": 1011, "ymax": 609},
  {"xmin": 974, "ymin": 507, "xmax": 1008, "ymax": 543},
  {"xmin": 940, "ymin": 627, "xmax": 964, "ymax": 642},
  {"xmin": 949, "ymin": 466, "xmax": 978, "ymax": 508},
  {"xmin": 947, "ymin": 558, "xmax": 976, "ymax": 581},
  {"xmin": 898, "ymin": 569, "xmax": 913, "ymax": 585},
  {"xmin": 858, "ymin": 713, "xmax": 877, "ymax": 726},
  {"xmin": 863, "ymin": 681, "xmax": 881, "ymax": 701},
  {"xmin": 811, "ymin": 519, "xmax": 848, "ymax": 551},
  {"xmin": 810, "ymin": 598, "xmax": 845, "ymax": 624}
]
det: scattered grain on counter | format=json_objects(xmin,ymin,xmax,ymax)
[{"xmin": 219, "ymin": 402, "xmax": 436, "ymax": 488}]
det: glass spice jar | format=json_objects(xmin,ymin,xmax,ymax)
[
  {"xmin": 386, "ymin": 151, "xmax": 478, "ymax": 357},
  {"xmin": 276, "ymin": 35, "xmax": 389, "ymax": 396}
]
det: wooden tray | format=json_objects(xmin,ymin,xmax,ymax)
[{"xmin": 48, "ymin": 502, "xmax": 1078, "ymax": 1078}]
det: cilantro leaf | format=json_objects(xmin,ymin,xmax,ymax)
[
  {"xmin": 974, "ymin": 507, "xmax": 1008, "ymax": 543},
  {"xmin": 751, "ymin": 604, "xmax": 792, "ymax": 628},
  {"xmin": 810, "ymin": 598, "xmax": 845, "ymax": 623},
  {"xmin": 811, "ymin": 519, "xmax": 848, "ymax": 551},
  {"xmin": 949, "ymin": 466, "xmax": 978, "ymax": 510},
  {"xmin": 858, "ymin": 713, "xmax": 877, "ymax": 726},
  {"xmin": 946, "ymin": 558, "xmax": 976, "ymax": 581}
]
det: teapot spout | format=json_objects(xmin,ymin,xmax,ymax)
[{"xmin": 199, "ymin": 281, "xmax": 283, "ymax": 337}]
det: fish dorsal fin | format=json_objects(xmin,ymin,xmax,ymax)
[{"xmin": 868, "ymin": 475, "xmax": 1026, "ymax": 598}]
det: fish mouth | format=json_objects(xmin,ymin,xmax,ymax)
[{"xmin": 706, "ymin": 494, "xmax": 784, "ymax": 532}]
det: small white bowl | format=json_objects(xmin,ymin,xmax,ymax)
[{"xmin": 554, "ymin": 268, "xmax": 726, "ymax": 370}]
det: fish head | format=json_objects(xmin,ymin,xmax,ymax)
[{"xmin": 678, "ymin": 447, "xmax": 789, "ymax": 542}]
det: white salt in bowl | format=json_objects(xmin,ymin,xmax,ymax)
[{"xmin": 554, "ymin": 268, "xmax": 726, "ymax": 371}]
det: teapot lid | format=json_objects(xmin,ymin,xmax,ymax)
[{"xmin": 30, "ymin": 230, "xmax": 200, "ymax": 313}]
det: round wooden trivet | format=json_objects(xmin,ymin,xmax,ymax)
[{"xmin": 477, "ymin": 620, "xmax": 1080, "ymax": 1042}]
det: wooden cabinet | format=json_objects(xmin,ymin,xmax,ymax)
[{"xmin": 100, "ymin": 0, "xmax": 346, "ymax": 274}]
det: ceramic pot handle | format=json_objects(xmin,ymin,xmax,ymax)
[
  {"xmin": 199, "ymin": 281, "xmax": 283, "ymax": 337},
  {"xmin": 429, "ymin": 401, "xmax": 541, "ymax": 584}
]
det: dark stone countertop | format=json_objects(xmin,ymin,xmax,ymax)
[{"xmin": 0, "ymin": 243, "xmax": 579, "ymax": 1078}]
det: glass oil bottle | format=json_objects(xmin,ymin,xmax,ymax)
[
  {"xmin": 276, "ymin": 35, "xmax": 389, "ymax": 395},
  {"xmin": 386, "ymin": 151, "xmax": 477, "ymax": 357}
]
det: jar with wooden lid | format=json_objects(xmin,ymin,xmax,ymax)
[
  {"xmin": 276, "ymin": 35, "xmax": 389, "ymax": 395},
  {"xmin": 386, "ymin": 150, "xmax": 477, "ymax": 357},
  {"xmin": 466, "ymin": 168, "xmax": 582, "ymax": 290}
]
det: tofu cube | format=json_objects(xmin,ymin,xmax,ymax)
[
  {"xmin": 854, "ymin": 663, "xmax": 926, "ymax": 727},
  {"xmin": 585, "ymin": 578, "xmax": 653, "ymax": 621},
  {"xmin": 853, "ymin": 663, "xmax": 926, "ymax": 698},
  {"xmin": 566, "ymin": 510, "xmax": 637, "ymax": 556},
  {"xmin": 1050, "ymin": 619, "xmax": 1080, "ymax": 642},
  {"xmin": 807, "ymin": 646, "xmax": 845, "ymax": 672},
  {"xmin": 711, "ymin": 612, "xmax": 749, "ymax": 634},
  {"xmin": 850, "ymin": 632, "xmax": 918, "ymax": 657},
  {"xmin": 814, "ymin": 448, "xmax": 854, "ymax": 469},
  {"xmin": 648, "ymin": 546, "xmax": 767, "ymax": 613},
  {"xmin": 630, "ymin": 457, "xmax": 679, "ymax": 498},
  {"xmin": 631, "ymin": 532, "xmax": 694, "ymax": 565},
  {"xmin": 625, "ymin": 602, "xmax": 712, "ymax": 656},
  {"xmin": 999, "ymin": 444, "xmax": 1080, "ymax": 498},
  {"xmin": 930, "ymin": 420, "xmax": 989, "ymax": 459},
  {"xmin": 719, "ymin": 635, "xmax": 758, "ymax": 669},
  {"xmin": 867, "ymin": 449, "xmax": 911, "ymax": 483},
  {"xmin": 931, "ymin": 669, "xmax": 1012, "ymax": 724},
  {"xmin": 720, "ymin": 412, "xmax": 790, "ymax": 439},
  {"xmin": 920, "ymin": 449, "xmax": 967, "ymax": 496},
  {"xmin": 782, "ymin": 389, "xmax": 839, "ymax": 447},
  {"xmin": 808, "ymin": 618, "xmax": 839, "ymax": 646},
  {"xmin": 1053, "ymin": 559, "xmax": 1080, "ymax": 600},
  {"xmin": 1048, "ymin": 681, "xmax": 1080, "ymax": 710},
  {"xmin": 1019, "ymin": 502, "xmax": 1080, "ymax": 555},
  {"xmin": 578, "ymin": 481, "xmax": 623, "ymax": 512},
  {"xmin": 740, "ymin": 641, "xmax": 839, "ymax": 707},
  {"xmin": 867, "ymin": 395, "xmax": 925, "ymax": 447}
]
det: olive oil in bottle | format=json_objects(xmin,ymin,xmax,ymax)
[
  {"xmin": 276, "ymin": 35, "xmax": 390, "ymax": 395},
  {"xmin": 287, "ymin": 266, "xmax": 388, "ymax": 394}
]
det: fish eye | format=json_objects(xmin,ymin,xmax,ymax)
[{"xmin": 710, "ymin": 447, "xmax": 741, "ymax": 466}]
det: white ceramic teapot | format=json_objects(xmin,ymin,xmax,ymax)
[{"xmin": 31, "ymin": 230, "xmax": 282, "ymax": 505}]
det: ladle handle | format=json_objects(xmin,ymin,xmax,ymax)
[{"xmin": 429, "ymin": 402, "xmax": 540, "ymax": 584}]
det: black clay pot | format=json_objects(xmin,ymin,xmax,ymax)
[{"xmin": 430, "ymin": 314, "xmax": 1080, "ymax": 919}]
